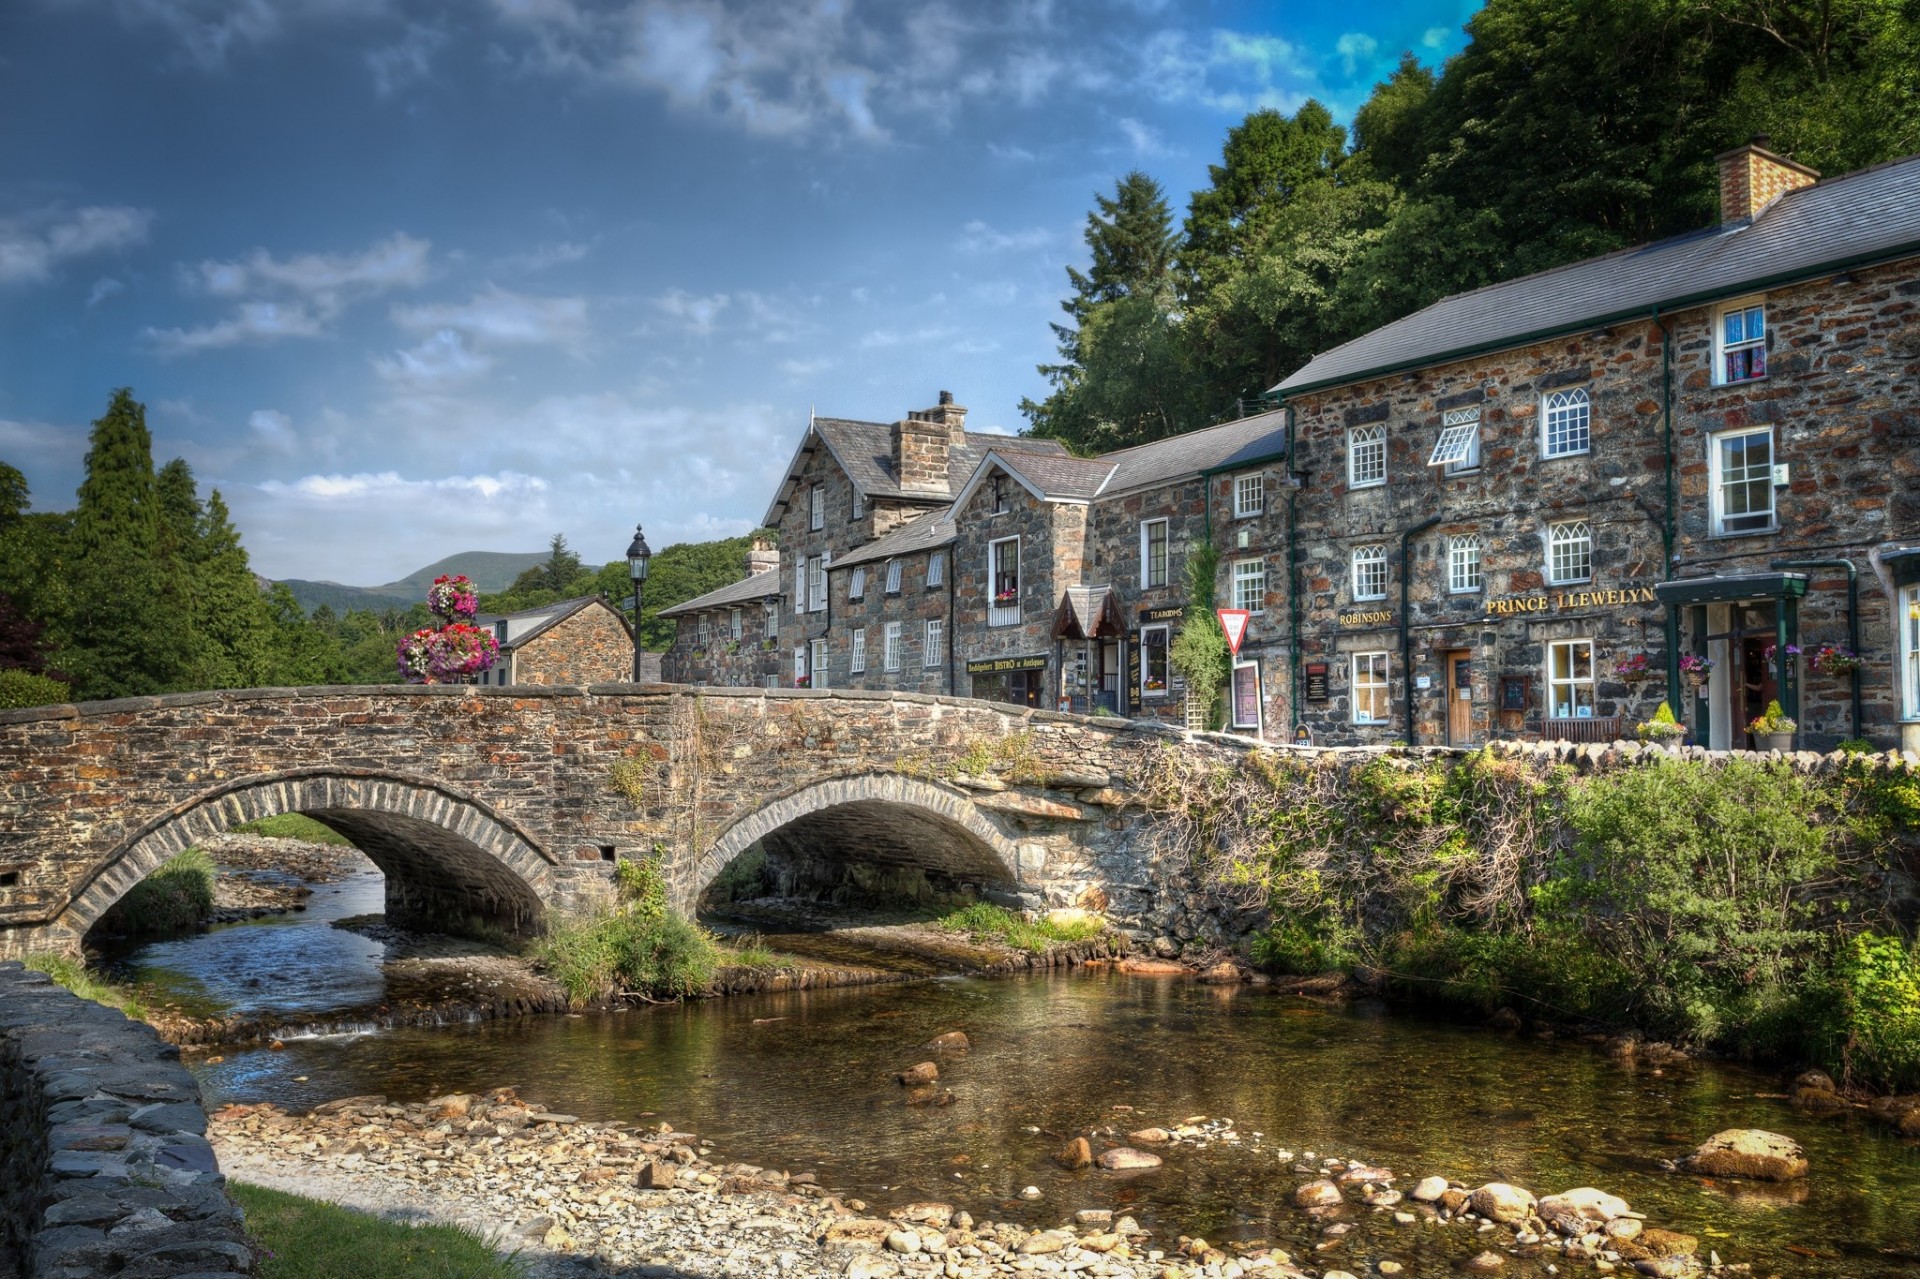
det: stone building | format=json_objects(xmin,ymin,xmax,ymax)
[
  {"xmin": 657, "ymin": 539, "xmax": 783, "ymax": 687},
  {"xmin": 1269, "ymin": 142, "xmax": 1920, "ymax": 752},
  {"xmin": 473, "ymin": 596, "xmax": 638, "ymax": 686}
]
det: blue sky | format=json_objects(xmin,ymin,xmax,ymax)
[{"xmin": 0, "ymin": 0, "xmax": 1475, "ymax": 586}]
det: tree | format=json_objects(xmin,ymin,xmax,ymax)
[
  {"xmin": 62, "ymin": 390, "xmax": 189, "ymax": 699},
  {"xmin": 634, "ymin": 533, "xmax": 773, "ymax": 650},
  {"xmin": 191, "ymin": 489, "xmax": 275, "ymax": 687},
  {"xmin": 1179, "ymin": 102, "xmax": 1349, "ymax": 297}
]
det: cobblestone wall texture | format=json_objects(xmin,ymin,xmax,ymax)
[{"xmin": 0, "ymin": 963, "xmax": 249, "ymax": 1279}]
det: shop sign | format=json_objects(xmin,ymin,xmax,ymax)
[
  {"xmin": 1304, "ymin": 661, "xmax": 1329, "ymax": 701},
  {"xmin": 1231, "ymin": 660, "xmax": 1262, "ymax": 731},
  {"xmin": 964, "ymin": 653, "xmax": 1048, "ymax": 675},
  {"xmin": 1486, "ymin": 585, "xmax": 1657, "ymax": 616},
  {"xmin": 1139, "ymin": 605, "xmax": 1183, "ymax": 623},
  {"xmin": 1338, "ymin": 609, "xmax": 1394, "ymax": 628}
]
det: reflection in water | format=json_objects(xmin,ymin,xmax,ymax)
[
  {"xmin": 192, "ymin": 972, "xmax": 1920, "ymax": 1278},
  {"xmin": 107, "ymin": 869, "xmax": 387, "ymax": 1019}
]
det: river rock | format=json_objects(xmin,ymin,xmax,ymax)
[
  {"xmin": 1055, "ymin": 1137, "xmax": 1093, "ymax": 1170},
  {"xmin": 824, "ymin": 1219, "xmax": 895, "ymax": 1247},
  {"xmin": 1411, "ymin": 1175, "xmax": 1450, "ymax": 1201},
  {"xmin": 1017, "ymin": 1231, "xmax": 1070, "ymax": 1255},
  {"xmin": 1625, "ymin": 1228, "xmax": 1697, "ymax": 1259},
  {"xmin": 921, "ymin": 1031, "xmax": 970, "ymax": 1053},
  {"xmin": 843, "ymin": 1255, "xmax": 892, "ymax": 1279},
  {"xmin": 884, "ymin": 1229, "xmax": 920, "ymax": 1254},
  {"xmin": 1294, "ymin": 1179, "xmax": 1342, "ymax": 1208},
  {"xmin": 1198, "ymin": 961, "xmax": 1245, "ymax": 984},
  {"xmin": 1127, "ymin": 1127, "xmax": 1171, "ymax": 1144},
  {"xmin": 634, "ymin": 1160, "xmax": 675, "ymax": 1189},
  {"xmin": 1631, "ymin": 1258, "xmax": 1703, "ymax": 1278},
  {"xmin": 1462, "ymin": 1251, "xmax": 1506, "ymax": 1273},
  {"xmin": 1336, "ymin": 1164, "xmax": 1394, "ymax": 1184},
  {"xmin": 1096, "ymin": 1147, "xmax": 1162, "ymax": 1171},
  {"xmin": 895, "ymin": 1062, "xmax": 938, "ymax": 1086},
  {"xmin": 1605, "ymin": 1217, "xmax": 1644, "ymax": 1241},
  {"xmin": 1538, "ymin": 1188, "xmax": 1631, "ymax": 1232},
  {"xmin": 890, "ymin": 1202, "xmax": 952, "ymax": 1228},
  {"xmin": 1793, "ymin": 1069, "xmax": 1836, "ymax": 1092},
  {"xmin": 1681, "ymin": 1129, "xmax": 1808, "ymax": 1180},
  {"xmin": 1468, "ymin": 1183, "xmax": 1536, "ymax": 1226}
]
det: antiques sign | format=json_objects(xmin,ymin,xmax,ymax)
[
  {"xmin": 1486, "ymin": 585, "xmax": 1657, "ymax": 616},
  {"xmin": 964, "ymin": 654, "xmax": 1048, "ymax": 675}
]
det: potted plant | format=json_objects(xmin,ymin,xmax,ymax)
[
  {"xmin": 1613, "ymin": 652, "xmax": 1654, "ymax": 683},
  {"xmin": 1808, "ymin": 643, "xmax": 1863, "ymax": 676},
  {"xmin": 1679, "ymin": 653, "xmax": 1714, "ymax": 691},
  {"xmin": 1762, "ymin": 642, "xmax": 1802, "ymax": 673},
  {"xmin": 1636, "ymin": 701, "xmax": 1685, "ymax": 746},
  {"xmin": 1748, "ymin": 699, "xmax": 1797, "ymax": 752}
]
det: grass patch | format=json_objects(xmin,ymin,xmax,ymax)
[
  {"xmin": 97, "ymin": 848, "xmax": 215, "ymax": 938},
  {"xmin": 720, "ymin": 932, "xmax": 782, "ymax": 969},
  {"xmin": 231, "ymin": 813, "xmax": 353, "ymax": 846},
  {"xmin": 937, "ymin": 901, "xmax": 1105, "ymax": 953},
  {"xmin": 23, "ymin": 951, "xmax": 147, "ymax": 1020},
  {"xmin": 233, "ymin": 1182, "xmax": 524, "ymax": 1279},
  {"xmin": 534, "ymin": 858, "xmax": 720, "ymax": 1006}
]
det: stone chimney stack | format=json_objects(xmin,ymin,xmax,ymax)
[
  {"xmin": 1717, "ymin": 135, "xmax": 1818, "ymax": 224},
  {"xmin": 744, "ymin": 537, "xmax": 779, "ymax": 576},
  {"xmin": 891, "ymin": 391, "xmax": 968, "ymax": 494}
]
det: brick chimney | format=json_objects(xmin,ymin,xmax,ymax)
[
  {"xmin": 744, "ymin": 537, "xmax": 779, "ymax": 576},
  {"xmin": 891, "ymin": 391, "xmax": 968, "ymax": 494},
  {"xmin": 1716, "ymin": 135, "xmax": 1818, "ymax": 224}
]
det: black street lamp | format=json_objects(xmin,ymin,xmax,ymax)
[{"xmin": 625, "ymin": 523, "xmax": 652, "ymax": 683}]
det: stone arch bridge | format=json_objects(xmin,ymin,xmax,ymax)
[{"xmin": 0, "ymin": 686, "xmax": 1242, "ymax": 957}]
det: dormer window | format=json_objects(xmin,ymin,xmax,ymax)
[{"xmin": 991, "ymin": 474, "xmax": 1008, "ymax": 514}]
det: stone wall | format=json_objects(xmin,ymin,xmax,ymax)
[
  {"xmin": 832, "ymin": 548, "xmax": 951, "ymax": 694},
  {"xmin": 0, "ymin": 963, "xmax": 250, "ymax": 1279},
  {"xmin": 512, "ymin": 602, "xmax": 633, "ymax": 686},
  {"xmin": 949, "ymin": 472, "xmax": 1086, "ymax": 704}
]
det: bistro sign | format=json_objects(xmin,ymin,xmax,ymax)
[
  {"xmin": 964, "ymin": 653, "xmax": 1049, "ymax": 675},
  {"xmin": 1486, "ymin": 585, "xmax": 1657, "ymax": 617}
]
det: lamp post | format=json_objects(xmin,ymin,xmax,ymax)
[{"xmin": 626, "ymin": 523, "xmax": 652, "ymax": 683}]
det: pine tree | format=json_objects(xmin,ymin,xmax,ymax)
[
  {"xmin": 194, "ymin": 489, "xmax": 275, "ymax": 687},
  {"xmin": 63, "ymin": 389, "xmax": 189, "ymax": 699}
]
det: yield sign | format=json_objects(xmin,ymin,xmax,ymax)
[{"xmin": 1216, "ymin": 608, "xmax": 1251, "ymax": 656}]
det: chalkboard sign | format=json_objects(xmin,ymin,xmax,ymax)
[
  {"xmin": 1231, "ymin": 660, "xmax": 1262, "ymax": 730},
  {"xmin": 1304, "ymin": 661, "xmax": 1329, "ymax": 701},
  {"xmin": 1500, "ymin": 675, "xmax": 1531, "ymax": 712}
]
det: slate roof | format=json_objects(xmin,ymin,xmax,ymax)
[
  {"xmin": 828, "ymin": 508, "xmax": 957, "ymax": 571},
  {"xmin": 654, "ymin": 570, "xmax": 784, "ymax": 618},
  {"xmin": 993, "ymin": 451, "xmax": 1117, "ymax": 501},
  {"xmin": 761, "ymin": 416, "xmax": 1069, "ymax": 526},
  {"xmin": 1273, "ymin": 151, "xmax": 1920, "ymax": 396},
  {"xmin": 1094, "ymin": 408, "xmax": 1290, "ymax": 496},
  {"xmin": 1055, "ymin": 585, "xmax": 1125, "ymax": 639},
  {"xmin": 471, "ymin": 596, "xmax": 628, "ymax": 648}
]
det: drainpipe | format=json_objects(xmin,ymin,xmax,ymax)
[
  {"xmin": 946, "ymin": 545, "xmax": 957, "ymax": 697},
  {"xmin": 1655, "ymin": 308, "xmax": 1684, "ymax": 718},
  {"xmin": 1400, "ymin": 515, "xmax": 1443, "ymax": 747},
  {"xmin": 1771, "ymin": 557, "xmax": 1862, "ymax": 741}
]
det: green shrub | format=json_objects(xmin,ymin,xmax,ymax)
[
  {"xmin": 938, "ymin": 901, "xmax": 1105, "ymax": 952},
  {"xmin": 23, "ymin": 951, "xmax": 146, "ymax": 1020},
  {"xmin": 97, "ymin": 848, "xmax": 215, "ymax": 938},
  {"xmin": 232, "ymin": 813, "xmax": 353, "ymax": 845},
  {"xmin": 535, "ymin": 856, "xmax": 719, "ymax": 1007},
  {"xmin": 1828, "ymin": 932, "xmax": 1920, "ymax": 1091},
  {"xmin": 0, "ymin": 669, "xmax": 70, "ymax": 709},
  {"xmin": 1250, "ymin": 916, "xmax": 1356, "ymax": 974}
]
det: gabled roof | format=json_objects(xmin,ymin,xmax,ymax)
[
  {"xmin": 1054, "ymin": 585, "xmax": 1126, "ymax": 640},
  {"xmin": 471, "ymin": 596, "xmax": 629, "ymax": 649},
  {"xmin": 760, "ymin": 415, "xmax": 1069, "ymax": 526},
  {"xmin": 951, "ymin": 449, "xmax": 1116, "ymax": 512},
  {"xmin": 828, "ymin": 508, "xmax": 956, "ymax": 571},
  {"xmin": 1272, "ymin": 151, "xmax": 1920, "ymax": 397},
  {"xmin": 655, "ymin": 570, "xmax": 784, "ymax": 619},
  {"xmin": 1093, "ymin": 408, "xmax": 1290, "ymax": 497}
]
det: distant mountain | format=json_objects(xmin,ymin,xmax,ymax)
[{"xmin": 277, "ymin": 550, "xmax": 547, "ymax": 615}]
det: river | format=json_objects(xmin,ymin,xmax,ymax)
[{"xmin": 116, "ymin": 888, "xmax": 1920, "ymax": 1278}]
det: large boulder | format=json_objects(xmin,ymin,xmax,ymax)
[
  {"xmin": 1468, "ymin": 1182, "xmax": 1536, "ymax": 1226},
  {"xmin": 1681, "ymin": 1129, "xmax": 1808, "ymax": 1181},
  {"xmin": 1096, "ymin": 1147, "xmax": 1162, "ymax": 1171},
  {"xmin": 1537, "ymin": 1187, "xmax": 1631, "ymax": 1234}
]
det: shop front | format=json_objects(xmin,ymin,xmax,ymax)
[
  {"xmin": 1054, "ymin": 588, "xmax": 1130, "ymax": 716},
  {"xmin": 1655, "ymin": 572, "xmax": 1807, "ymax": 751},
  {"xmin": 965, "ymin": 653, "xmax": 1050, "ymax": 708}
]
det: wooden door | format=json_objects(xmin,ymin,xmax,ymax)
[{"xmin": 1446, "ymin": 650, "xmax": 1474, "ymax": 746}]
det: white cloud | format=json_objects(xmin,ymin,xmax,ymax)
[
  {"xmin": 263, "ymin": 469, "xmax": 551, "ymax": 503},
  {"xmin": 859, "ymin": 325, "xmax": 958, "ymax": 350},
  {"xmin": 0, "ymin": 418, "xmax": 88, "ymax": 483},
  {"xmin": 1335, "ymin": 32, "xmax": 1378, "ymax": 76},
  {"xmin": 392, "ymin": 286, "xmax": 588, "ymax": 348},
  {"xmin": 652, "ymin": 289, "xmax": 730, "ymax": 336},
  {"xmin": 1118, "ymin": 116, "xmax": 1167, "ymax": 158},
  {"xmin": 968, "ymin": 280, "xmax": 1019, "ymax": 305},
  {"xmin": 374, "ymin": 329, "xmax": 494, "ymax": 387},
  {"xmin": 778, "ymin": 356, "xmax": 833, "ymax": 377},
  {"xmin": 145, "ymin": 302, "xmax": 331, "ymax": 355},
  {"xmin": 496, "ymin": 240, "xmax": 593, "ymax": 273},
  {"xmin": 367, "ymin": 21, "xmax": 446, "ymax": 95},
  {"xmin": 247, "ymin": 408, "xmax": 299, "ymax": 454},
  {"xmin": 957, "ymin": 220, "xmax": 1054, "ymax": 255},
  {"xmin": 86, "ymin": 277, "xmax": 126, "ymax": 308},
  {"xmin": 0, "ymin": 205, "xmax": 152, "ymax": 286},
  {"xmin": 1141, "ymin": 27, "xmax": 1310, "ymax": 113},
  {"xmin": 1422, "ymin": 26, "xmax": 1451, "ymax": 50},
  {"xmin": 98, "ymin": 0, "xmax": 397, "ymax": 69}
]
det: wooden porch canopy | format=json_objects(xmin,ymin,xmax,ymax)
[{"xmin": 1054, "ymin": 586, "xmax": 1127, "ymax": 640}]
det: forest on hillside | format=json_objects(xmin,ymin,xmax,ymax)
[{"xmin": 1022, "ymin": 0, "xmax": 1920, "ymax": 454}]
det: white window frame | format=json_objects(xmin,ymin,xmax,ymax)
[
  {"xmin": 794, "ymin": 562, "xmax": 806, "ymax": 618},
  {"xmin": 1140, "ymin": 623, "xmax": 1170, "ymax": 700},
  {"xmin": 883, "ymin": 621, "xmax": 902, "ymax": 672},
  {"xmin": 1709, "ymin": 427, "xmax": 1777, "ymax": 536},
  {"xmin": 1547, "ymin": 638, "xmax": 1596, "ymax": 719},
  {"xmin": 1428, "ymin": 407, "xmax": 1480, "ymax": 472},
  {"xmin": 729, "ymin": 607, "xmax": 742, "ymax": 639},
  {"xmin": 1348, "ymin": 424, "xmax": 1387, "ymax": 489},
  {"xmin": 851, "ymin": 628, "xmax": 867, "ymax": 673},
  {"xmin": 1141, "ymin": 518, "xmax": 1169, "ymax": 589},
  {"xmin": 1546, "ymin": 520, "xmax": 1592, "ymax": 585},
  {"xmin": 885, "ymin": 558, "xmax": 903, "ymax": 594},
  {"xmin": 1448, "ymin": 534, "xmax": 1483, "ymax": 594},
  {"xmin": 1234, "ymin": 473, "xmax": 1263, "ymax": 518},
  {"xmin": 1714, "ymin": 298, "xmax": 1767, "ymax": 386},
  {"xmin": 1351, "ymin": 651, "xmax": 1390, "ymax": 724},
  {"xmin": 1232, "ymin": 558, "xmax": 1266, "ymax": 614},
  {"xmin": 1902, "ymin": 584, "xmax": 1920, "ymax": 721},
  {"xmin": 924, "ymin": 620, "xmax": 944, "ymax": 668},
  {"xmin": 927, "ymin": 550, "xmax": 946, "ymax": 588},
  {"xmin": 809, "ymin": 484, "xmax": 825, "ymax": 531},
  {"xmin": 989, "ymin": 536, "xmax": 1021, "ymax": 626},
  {"xmin": 849, "ymin": 565, "xmax": 866, "ymax": 600},
  {"xmin": 764, "ymin": 602, "xmax": 778, "ymax": 639},
  {"xmin": 792, "ymin": 646, "xmax": 806, "ymax": 685},
  {"xmin": 1352, "ymin": 545, "xmax": 1388, "ymax": 602},
  {"xmin": 851, "ymin": 489, "xmax": 865, "ymax": 520},
  {"xmin": 807, "ymin": 554, "xmax": 827, "ymax": 612},
  {"xmin": 809, "ymin": 638, "xmax": 828, "ymax": 689},
  {"xmin": 1541, "ymin": 387, "xmax": 1591, "ymax": 458}
]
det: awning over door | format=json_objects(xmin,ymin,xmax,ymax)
[{"xmin": 1054, "ymin": 586, "xmax": 1127, "ymax": 640}]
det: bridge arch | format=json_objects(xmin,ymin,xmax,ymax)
[
  {"xmin": 684, "ymin": 772, "xmax": 1024, "ymax": 914},
  {"xmin": 56, "ymin": 768, "xmax": 557, "ymax": 945}
]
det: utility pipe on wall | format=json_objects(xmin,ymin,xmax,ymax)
[{"xmin": 1400, "ymin": 514, "xmax": 1443, "ymax": 747}]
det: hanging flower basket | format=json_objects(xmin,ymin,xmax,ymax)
[
  {"xmin": 1762, "ymin": 643, "xmax": 1802, "ymax": 673},
  {"xmin": 1808, "ymin": 643, "xmax": 1863, "ymax": 676},
  {"xmin": 426, "ymin": 574, "xmax": 480, "ymax": 621},
  {"xmin": 1613, "ymin": 652, "xmax": 1654, "ymax": 683},
  {"xmin": 1678, "ymin": 653, "xmax": 1714, "ymax": 690},
  {"xmin": 430, "ymin": 623, "xmax": 499, "ymax": 680}
]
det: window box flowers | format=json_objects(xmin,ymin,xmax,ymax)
[
  {"xmin": 993, "ymin": 589, "xmax": 1018, "ymax": 605},
  {"xmin": 1808, "ymin": 643, "xmax": 1863, "ymax": 676}
]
